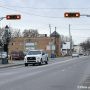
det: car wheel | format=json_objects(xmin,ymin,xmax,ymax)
[
  {"xmin": 45, "ymin": 57, "xmax": 48, "ymax": 64},
  {"xmin": 45, "ymin": 61, "xmax": 48, "ymax": 64},
  {"xmin": 25, "ymin": 63, "xmax": 28, "ymax": 66}
]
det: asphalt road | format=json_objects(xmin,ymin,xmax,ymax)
[{"xmin": 0, "ymin": 56, "xmax": 90, "ymax": 90}]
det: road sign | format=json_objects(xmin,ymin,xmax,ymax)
[
  {"xmin": 6, "ymin": 15, "xmax": 21, "ymax": 20},
  {"xmin": 64, "ymin": 12, "xmax": 80, "ymax": 18}
]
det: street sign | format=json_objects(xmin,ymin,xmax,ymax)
[
  {"xmin": 6, "ymin": 15, "xmax": 21, "ymax": 20},
  {"xmin": 64, "ymin": 12, "xmax": 80, "ymax": 18}
]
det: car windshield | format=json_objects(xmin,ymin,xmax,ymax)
[{"xmin": 27, "ymin": 51, "xmax": 41, "ymax": 55}]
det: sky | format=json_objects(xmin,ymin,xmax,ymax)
[{"xmin": 0, "ymin": 0, "xmax": 90, "ymax": 44}]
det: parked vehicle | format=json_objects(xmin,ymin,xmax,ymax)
[
  {"xmin": 24, "ymin": 50, "xmax": 48, "ymax": 66},
  {"xmin": 11, "ymin": 51, "xmax": 24, "ymax": 60},
  {"xmin": 0, "ymin": 52, "xmax": 7, "ymax": 59},
  {"xmin": 72, "ymin": 53, "xmax": 79, "ymax": 58}
]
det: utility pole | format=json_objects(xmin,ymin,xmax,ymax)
[
  {"xmin": 69, "ymin": 24, "xmax": 72, "ymax": 55},
  {"xmin": 55, "ymin": 27, "xmax": 57, "ymax": 57},
  {"xmin": 49, "ymin": 24, "xmax": 52, "ymax": 57}
]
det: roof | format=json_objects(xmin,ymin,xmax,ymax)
[{"xmin": 50, "ymin": 31, "xmax": 60, "ymax": 37}]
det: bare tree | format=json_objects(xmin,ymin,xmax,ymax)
[
  {"xmin": 80, "ymin": 39, "xmax": 90, "ymax": 51},
  {"xmin": 11, "ymin": 29, "xmax": 21, "ymax": 38},
  {"xmin": 22, "ymin": 29, "xmax": 39, "ymax": 37}
]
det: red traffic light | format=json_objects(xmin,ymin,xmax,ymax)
[
  {"xmin": 6, "ymin": 15, "xmax": 21, "ymax": 20},
  {"xmin": 64, "ymin": 12, "xmax": 80, "ymax": 18}
]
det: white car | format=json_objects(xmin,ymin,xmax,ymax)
[
  {"xmin": 72, "ymin": 53, "xmax": 79, "ymax": 58},
  {"xmin": 24, "ymin": 50, "xmax": 48, "ymax": 66}
]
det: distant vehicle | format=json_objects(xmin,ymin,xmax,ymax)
[
  {"xmin": 72, "ymin": 53, "xmax": 79, "ymax": 58},
  {"xmin": 11, "ymin": 51, "xmax": 24, "ymax": 60},
  {"xmin": 79, "ymin": 53, "xmax": 83, "ymax": 55},
  {"xmin": 84, "ymin": 53, "xmax": 87, "ymax": 56},
  {"xmin": 0, "ymin": 52, "xmax": 7, "ymax": 59},
  {"xmin": 24, "ymin": 50, "xmax": 48, "ymax": 66}
]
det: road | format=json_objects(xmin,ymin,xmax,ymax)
[{"xmin": 0, "ymin": 56, "xmax": 90, "ymax": 90}]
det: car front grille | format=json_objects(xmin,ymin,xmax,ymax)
[
  {"xmin": 27, "ymin": 57, "xmax": 36, "ymax": 60},
  {"xmin": 27, "ymin": 57, "xmax": 36, "ymax": 63}
]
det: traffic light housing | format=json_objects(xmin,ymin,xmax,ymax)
[
  {"xmin": 64, "ymin": 12, "xmax": 80, "ymax": 18},
  {"xmin": 6, "ymin": 15, "xmax": 21, "ymax": 20}
]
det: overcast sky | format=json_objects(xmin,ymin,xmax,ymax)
[{"xmin": 0, "ymin": 0, "xmax": 90, "ymax": 44}]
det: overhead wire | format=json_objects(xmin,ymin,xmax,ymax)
[
  {"xmin": 71, "ymin": 29, "xmax": 90, "ymax": 30},
  {"xmin": 0, "ymin": 5, "xmax": 64, "ymax": 19},
  {"xmin": 0, "ymin": 0, "xmax": 90, "ymax": 10},
  {"xmin": 1, "ymin": 4, "xmax": 90, "ymax": 10},
  {"xmin": 0, "ymin": 1, "xmax": 90, "ymax": 19}
]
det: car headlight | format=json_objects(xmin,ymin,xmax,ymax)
[
  {"xmin": 37, "ymin": 57, "xmax": 40, "ymax": 60},
  {"xmin": 36, "ymin": 57, "xmax": 41, "ymax": 62}
]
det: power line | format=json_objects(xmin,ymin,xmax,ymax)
[
  {"xmin": 1, "ymin": 5, "xmax": 90, "ymax": 10},
  {"xmin": 0, "ymin": 5, "xmax": 64, "ymax": 19},
  {"xmin": 0, "ymin": 0, "xmax": 90, "ymax": 10},
  {"xmin": 72, "ymin": 29, "xmax": 90, "ymax": 30}
]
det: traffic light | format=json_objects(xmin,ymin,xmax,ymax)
[
  {"xmin": 6, "ymin": 15, "xmax": 21, "ymax": 20},
  {"xmin": 64, "ymin": 12, "xmax": 80, "ymax": 18}
]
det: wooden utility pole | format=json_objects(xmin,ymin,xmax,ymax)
[
  {"xmin": 55, "ymin": 27, "xmax": 57, "ymax": 57},
  {"xmin": 69, "ymin": 24, "xmax": 72, "ymax": 55},
  {"xmin": 49, "ymin": 24, "xmax": 52, "ymax": 57}
]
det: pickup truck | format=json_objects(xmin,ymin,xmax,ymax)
[{"xmin": 24, "ymin": 50, "xmax": 48, "ymax": 66}]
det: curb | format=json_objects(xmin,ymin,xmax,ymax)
[
  {"xmin": 0, "ymin": 63, "xmax": 24, "ymax": 69},
  {"xmin": 0, "ymin": 56, "xmax": 71, "ymax": 69}
]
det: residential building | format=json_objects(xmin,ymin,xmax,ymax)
[{"xmin": 8, "ymin": 31, "xmax": 62, "ymax": 57}]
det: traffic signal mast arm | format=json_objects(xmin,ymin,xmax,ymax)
[
  {"xmin": 0, "ymin": 17, "xmax": 6, "ymax": 21},
  {"xmin": 80, "ymin": 14, "xmax": 90, "ymax": 17}
]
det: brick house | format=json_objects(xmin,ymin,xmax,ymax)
[{"xmin": 8, "ymin": 31, "xmax": 61, "ymax": 57}]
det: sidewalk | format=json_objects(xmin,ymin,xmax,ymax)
[{"xmin": 0, "ymin": 60, "xmax": 24, "ymax": 69}]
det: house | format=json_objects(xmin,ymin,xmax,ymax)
[{"xmin": 8, "ymin": 31, "xmax": 62, "ymax": 57}]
